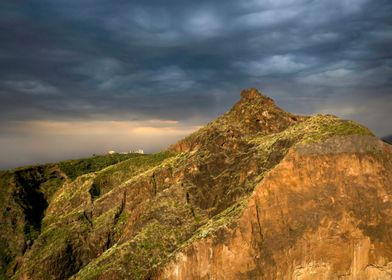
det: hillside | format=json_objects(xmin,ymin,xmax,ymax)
[
  {"xmin": 1, "ymin": 88, "xmax": 391, "ymax": 280},
  {"xmin": 0, "ymin": 153, "xmax": 148, "ymax": 279}
]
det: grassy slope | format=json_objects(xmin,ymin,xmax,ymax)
[
  {"xmin": 58, "ymin": 153, "xmax": 146, "ymax": 181},
  {"xmin": 13, "ymin": 151, "xmax": 177, "ymax": 280},
  {"xmin": 0, "ymin": 153, "xmax": 147, "ymax": 279}
]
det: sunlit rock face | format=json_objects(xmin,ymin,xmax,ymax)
[
  {"xmin": 158, "ymin": 135, "xmax": 392, "ymax": 280},
  {"xmin": 1, "ymin": 89, "xmax": 391, "ymax": 280}
]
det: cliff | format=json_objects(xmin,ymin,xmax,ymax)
[{"xmin": 0, "ymin": 89, "xmax": 391, "ymax": 280}]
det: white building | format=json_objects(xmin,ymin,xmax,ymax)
[
  {"xmin": 130, "ymin": 149, "xmax": 144, "ymax": 154},
  {"xmin": 109, "ymin": 149, "xmax": 144, "ymax": 155}
]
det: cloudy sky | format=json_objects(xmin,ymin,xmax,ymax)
[{"xmin": 0, "ymin": 0, "xmax": 391, "ymax": 169}]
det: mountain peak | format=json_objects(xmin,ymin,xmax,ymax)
[
  {"xmin": 232, "ymin": 88, "xmax": 283, "ymax": 119},
  {"xmin": 170, "ymin": 88, "xmax": 303, "ymax": 152},
  {"xmin": 239, "ymin": 88, "xmax": 272, "ymax": 103},
  {"xmin": 240, "ymin": 88, "xmax": 262, "ymax": 99}
]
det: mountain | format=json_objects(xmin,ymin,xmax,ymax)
[{"xmin": 1, "ymin": 88, "xmax": 391, "ymax": 280}]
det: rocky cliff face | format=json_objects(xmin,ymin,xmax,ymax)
[
  {"xmin": 1, "ymin": 89, "xmax": 391, "ymax": 280},
  {"xmin": 159, "ymin": 135, "xmax": 392, "ymax": 280}
]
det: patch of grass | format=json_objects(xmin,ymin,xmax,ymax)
[
  {"xmin": 0, "ymin": 237, "xmax": 12, "ymax": 280},
  {"xmin": 251, "ymin": 114, "xmax": 374, "ymax": 148},
  {"xmin": 0, "ymin": 171, "xmax": 13, "ymax": 208},
  {"xmin": 39, "ymin": 176, "xmax": 66, "ymax": 201},
  {"xmin": 116, "ymin": 210, "xmax": 128, "ymax": 226},
  {"xmin": 73, "ymin": 261, "xmax": 113, "ymax": 280},
  {"xmin": 92, "ymin": 208, "xmax": 117, "ymax": 229},
  {"xmin": 187, "ymin": 197, "xmax": 248, "ymax": 243},
  {"xmin": 78, "ymin": 220, "xmax": 188, "ymax": 280},
  {"xmin": 25, "ymin": 225, "xmax": 71, "ymax": 266},
  {"xmin": 92, "ymin": 151, "xmax": 176, "ymax": 197},
  {"xmin": 59, "ymin": 153, "xmax": 144, "ymax": 181},
  {"xmin": 306, "ymin": 115, "xmax": 374, "ymax": 140}
]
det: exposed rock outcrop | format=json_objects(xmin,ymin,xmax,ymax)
[
  {"xmin": 158, "ymin": 135, "xmax": 392, "ymax": 280},
  {"xmin": 0, "ymin": 88, "xmax": 391, "ymax": 280},
  {"xmin": 169, "ymin": 88, "xmax": 306, "ymax": 153}
]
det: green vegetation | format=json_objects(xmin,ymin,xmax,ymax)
[
  {"xmin": 0, "ymin": 171, "xmax": 12, "ymax": 207},
  {"xmin": 0, "ymin": 153, "xmax": 150, "ymax": 279},
  {"xmin": 126, "ymin": 221, "xmax": 187, "ymax": 279},
  {"xmin": 188, "ymin": 198, "xmax": 248, "ymax": 243},
  {"xmin": 59, "ymin": 153, "xmax": 145, "ymax": 181},
  {"xmin": 251, "ymin": 114, "xmax": 374, "ymax": 148},
  {"xmin": 301, "ymin": 114, "xmax": 374, "ymax": 141},
  {"xmin": 92, "ymin": 151, "xmax": 176, "ymax": 198},
  {"xmin": 74, "ymin": 219, "xmax": 191, "ymax": 280},
  {"xmin": 0, "ymin": 237, "xmax": 11, "ymax": 280}
]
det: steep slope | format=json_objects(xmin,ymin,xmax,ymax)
[
  {"xmin": 159, "ymin": 135, "xmax": 392, "ymax": 279},
  {"xmin": 0, "ymin": 153, "xmax": 144, "ymax": 279},
  {"xmin": 1, "ymin": 88, "xmax": 391, "ymax": 280}
]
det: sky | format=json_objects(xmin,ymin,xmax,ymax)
[{"xmin": 0, "ymin": 0, "xmax": 391, "ymax": 169}]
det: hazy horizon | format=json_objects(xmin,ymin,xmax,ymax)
[{"xmin": 1, "ymin": 0, "xmax": 391, "ymax": 169}]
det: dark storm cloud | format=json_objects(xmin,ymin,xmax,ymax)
[{"xmin": 0, "ymin": 0, "xmax": 391, "ymax": 168}]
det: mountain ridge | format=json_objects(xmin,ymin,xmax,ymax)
[{"xmin": 0, "ymin": 88, "xmax": 391, "ymax": 280}]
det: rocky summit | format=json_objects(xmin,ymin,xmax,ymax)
[{"xmin": 1, "ymin": 88, "xmax": 391, "ymax": 280}]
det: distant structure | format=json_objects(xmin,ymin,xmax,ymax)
[
  {"xmin": 131, "ymin": 149, "xmax": 144, "ymax": 154},
  {"xmin": 109, "ymin": 149, "xmax": 144, "ymax": 155}
]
